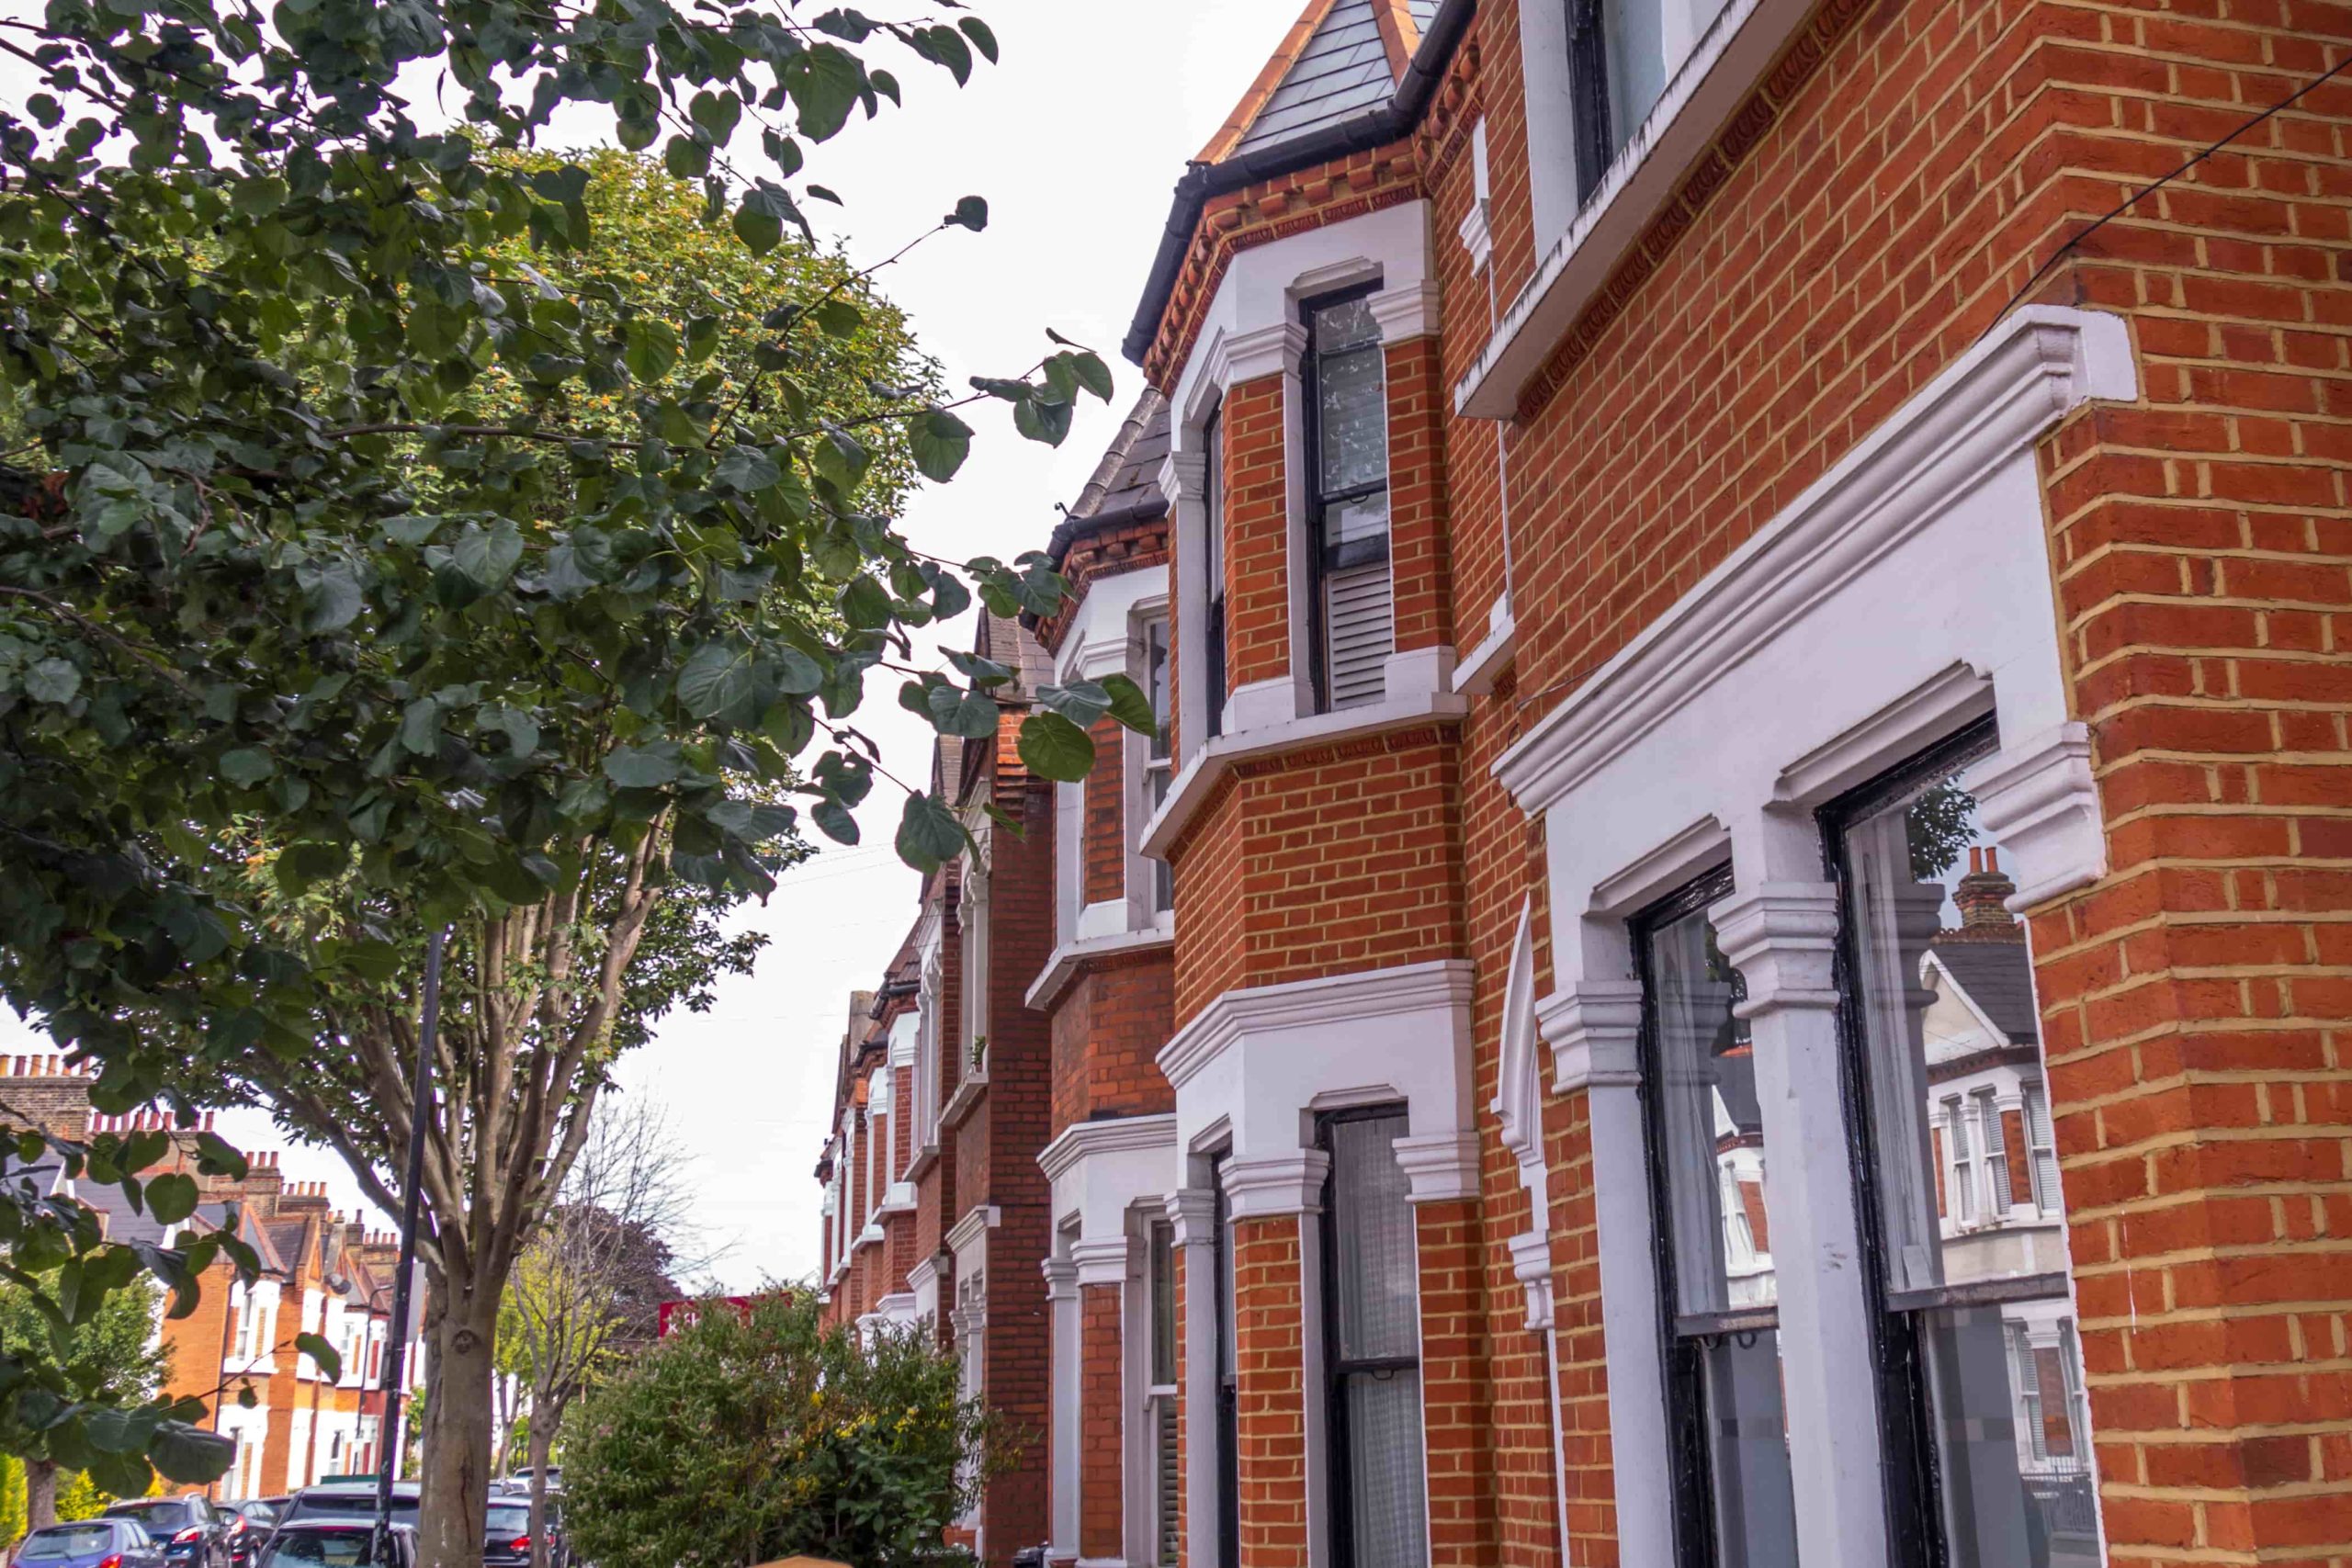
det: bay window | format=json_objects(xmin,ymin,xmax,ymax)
[
  {"xmin": 1635, "ymin": 867, "xmax": 1800, "ymax": 1568},
  {"xmin": 1831, "ymin": 723, "xmax": 2100, "ymax": 1568},
  {"xmin": 1303, "ymin": 288, "xmax": 1392, "ymax": 713},
  {"xmin": 1319, "ymin": 1109, "xmax": 1428, "ymax": 1568},
  {"xmin": 1203, "ymin": 405, "xmax": 1227, "ymax": 739}
]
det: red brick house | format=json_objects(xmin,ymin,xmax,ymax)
[{"xmin": 820, "ymin": 0, "xmax": 2352, "ymax": 1563}]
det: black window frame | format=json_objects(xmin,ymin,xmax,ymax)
[
  {"xmin": 1631, "ymin": 861, "xmax": 1770, "ymax": 1568},
  {"xmin": 1298, "ymin": 281, "xmax": 1390, "ymax": 716},
  {"xmin": 1315, "ymin": 1102, "xmax": 1423, "ymax": 1568},
  {"xmin": 1202, "ymin": 403, "xmax": 1227, "ymax": 740},
  {"xmin": 1819, "ymin": 711, "xmax": 2095, "ymax": 1568},
  {"xmin": 1565, "ymin": 0, "xmax": 1617, "ymax": 203}
]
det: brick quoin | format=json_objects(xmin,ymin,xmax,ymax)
[{"xmin": 1221, "ymin": 373, "xmax": 1294, "ymax": 697}]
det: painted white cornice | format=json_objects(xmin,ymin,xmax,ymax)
[
  {"xmin": 1037, "ymin": 1112, "xmax": 1180, "ymax": 1184},
  {"xmin": 1222, "ymin": 321, "xmax": 1306, "ymax": 386},
  {"xmin": 1368, "ymin": 280, "xmax": 1441, "ymax": 344},
  {"xmin": 1026, "ymin": 926, "xmax": 1176, "ymax": 1012},
  {"xmin": 1495, "ymin": 307, "xmax": 2135, "ymax": 817},
  {"xmin": 1159, "ymin": 959, "xmax": 1476, "ymax": 1092},
  {"xmin": 1070, "ymin": 1236, "xmax": 1136, "ymax": 1289},
  {"xmin": 944, "ymin": 1203, "xmax": 1001, "ymax": 1258}
]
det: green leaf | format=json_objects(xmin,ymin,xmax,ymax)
[
  {"xmin": 1072, "ymin": 351, "xmax": 1115, "ymax": 402},
  {"xmin": 784, "ymin": 44, "xmax": 865, "ymax": 141},
  {"xmin": 732, "ymin": 204, "xmax": 783, "ymax": 257},
  {"xmin": 452, "ymin": 520, "xmax": 526, "ymax": 592},
  {"xmin": 605, "ymin": 743, "xmax": 684, "ymax": 789},
  {"xmin": 147, "ymin": 1422, "xmax": 234, "ymax": 1485},
  {"xmin": 811, "ymin": 799, "xmax": 859, "ymax": 844},
  {"xmin": 146, "ymin": 1173, "xmax": 198, "ymax": 1224},
  {"xmin": 623, "ymin": 318, "xmax": 680, "ymax": 381},
  {"xmin": 1099, "ymin": 672, "xmax": 1158, "ymax": 738},
  {"xmin": 714, "ymin": 445, "xmax": 781, "ymax": 493},
  {"xmin": 193, "ymin": 1134, "xmax": 249, "ymax": 1179},
  {"xmin": 218, "ymin": 749, "xmax": 276, "ymax": 787},
  {"xmin": 925, "ymin": 682, "xmax": 998, "ymax": 740},
  {"xmin": 958, "ymin": 17, "xmax": 1001, "ymax": 63},
  {"xmin": 947, "ymin": 195, "xmax": 988, "ymax": 232},
  {"xmin": 895, "ymin": 793, "xmax": 967, "ymax": 874},
  {"xmin": 1018, "ymin": 711, "xmax": 1096, "ymax": 782},
  {"xmin": 908, "ymin": 409, "xmax": 972, "ymax": 483},
  {"xmin": 676, "ymin": 640, "xmax": 759, "ymax": 725},
  {"xmin": 295, "ymin": 1332, "xmax": 343, "ymax": 1384},
  {"xmin": 814, "ymin": 299, "xmax": 863, "ymax": 339},
  {"xmin": 1036, "ymin": 680, "xmax": 1111, "ymax": 728},
  {"xmin": 24, "ymin": 659, "xmax": 80, "ymax": 705}
]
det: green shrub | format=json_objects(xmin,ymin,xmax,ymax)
[{"xmin": 562, "ymin": 1293, "xmax": 997, "ymax": 1568}]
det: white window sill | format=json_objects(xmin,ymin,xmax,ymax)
[
  {"xmin": 1454, "ymin": 593, "xmax": 1518, "ymax": 697},
  {"xmin": 1455, "ymin": 0, "xmax": 1815, "ymax": 419},
  {"xmin": 1024, "ymin": 923, "xmax": 1176, "ymax": 1011},
  {"xmin": 877, "ymin": 1180, "xmax": 918, "ymax": 1215},
  {"xmin": 1139, "ymin": 686, "xmax": 1468, "ymax": 861},
  {"xmin": 941, "ymin": 1071, "xmax": 989, "ymax": 1131}
]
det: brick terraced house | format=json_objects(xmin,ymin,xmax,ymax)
[
  {"xmin": 0, "ymin": 1055, "xmax": 420, "ymax": 1500},
  {"xmin": 815, "ymin": 0, "xmax": 2352, "ymax": 1564}
]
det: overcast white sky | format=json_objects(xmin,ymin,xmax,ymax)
[{"xmin": 0, "ymin": 0, "xmax": 1281, "ymax": 1291}]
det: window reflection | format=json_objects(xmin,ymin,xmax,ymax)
[{"xmin": 1841, "ymin": 758, "xmax": 2101, "ymax": 1568}]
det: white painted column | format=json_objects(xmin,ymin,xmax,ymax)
[
  {"xmin": 1713, "ymin": 830, "xmax": 1889, "ymax": 1568},
  {"xmin": 1044, "ymin": 1253, "xmax": 1081, "ymax": 1565}
]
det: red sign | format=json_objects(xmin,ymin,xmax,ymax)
[{"xmin": 657, "ymin": 1293, "xmax": 789, "ymax": 1337}]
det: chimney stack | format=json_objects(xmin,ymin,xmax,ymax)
[{"xmin": 1948, "ymin": 846, "xmax": 2023, "ymax": 941}]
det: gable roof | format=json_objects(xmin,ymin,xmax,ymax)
[
  {"xmin": 1928, "ymin": 942, "xmax": 2040, "ymax": 1045},
  {"xmin": 1122, "ymin": 0, "xmax": 1472, "ymax": 366},
  {"xmin": 1196, "ymin": 0, "xmax": 1430, "ymax": 164}
]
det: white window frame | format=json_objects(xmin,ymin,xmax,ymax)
[
  {"xmin": 958, "ymin": 862, "xmax": 990, "ymax": 1078},
  {"xmin": 1130, "ymin": 597, "xmax": 1175, "ymax": 926},
  {"xmin": 2023, "ymin": 1080, "xmax": 2062, "ymax": 1216}
]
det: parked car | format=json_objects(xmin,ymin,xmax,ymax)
[
  {"xmin": 14, "ymin": 1519, "xmax": 164, "ymax": 1568},
  {"xmin": 102, "ymin": 1499, "xmax": 232, "ymax": 1568},
  {"xmin": 220, "ymin": 1499, "xmax": 282, "ymax": 1568},
  {"xmin": 277, "ymin": 1485, "xmax": 420, "ymax": 1532},
  {"xmin": 254, "ymin": 1524, "xmax": 415, "ymax": 1568},
  {"xmin": 482, "ymin": 1501, "xmax": 564, "ymax": 1568},
  {"xmin": 498, "ymin": 1469, "xmax": 560, "ymax": 1497}
]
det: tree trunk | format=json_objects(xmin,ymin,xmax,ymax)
[
  {"xmin": 418, "ymin": 1278, "xmax": 497, "ymax": 1568},
  {"xmin": 25, "ymin": 1460, "xmax": 56, "ymax": 1532},
  {"xmin": 526, "ymin": 1417, "xmax": 557, "ymax": 1568}
]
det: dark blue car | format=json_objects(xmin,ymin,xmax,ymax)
[
  {"xmin": 14, "ymin": 1519, "xmax": 164, "ymax": 1568},
  {"xmin": 102, "ymin": 1498, "xmax": 231, "ymax": 1568}
]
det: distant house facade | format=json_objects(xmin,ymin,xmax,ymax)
[
  {"xmin": 0, "ymin": 1055, "xmax": 419, "ymax": 1500},
  {"xmin": 817, "ymin": 0, "xmax": 2352, "ymax": 1565}
]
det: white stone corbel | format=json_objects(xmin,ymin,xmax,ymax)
[
  {"xmin": 1392, "ymin": 1129, "xmax": 1481, "ymax": 1205},
  {"xmin": 1967, "ymin": 722, "xmax": 2106, "ymax": 910},
  {"xmin": 1540, "ymin": 980, "xmax": 1645, "ymax": 1093},
  {"xmin": 1220, "ymin": 1151, "xmax": 1330, "ymax": 1219}
]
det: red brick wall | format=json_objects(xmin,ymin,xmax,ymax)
[
  {"xmin": 1386, "ymin": 333, "xmax": 1453, "ymax": 658},
  {"xmin": 1222, "ymin": 374, "xmax": 1292, "ymax": 695},
  {"xmin": 1172, "ymin": 730, "xmax": 1467, "ymax": 1029},
  {"xmin": 1230, "ymin": 1215, "xmax": 1308, "ymax": 1568},
  {"xmin": 1416, "ymin": 1200, "xmax": 1495, "ymax": 1568},
  {"xmin": 1083, "ymin": 714, "xmax": 1126, "ymax": 908},
  {"xmin": 1048, "ymin": 952, "xmax": 1178, "ymax": 1138},
  {"xmin": 1079, "ymin": 1284, "xmax": 1126, "ymax": 1561}
]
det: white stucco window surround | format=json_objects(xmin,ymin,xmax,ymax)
[
  {"xmin": 1496, "ymin": 306, "xmax": 2133, "ymax": 1568},
  {"xmin": 1465, "ymin": 0, "xmax": 1823, "ymax": 417},
  {"xmin": 1159, "ymin": 200, "xmax": 1447, "ymax": 755},
  {"xmin": 1042, "ymin": 1113, "xmax": 1181, "ymax": 1263}
]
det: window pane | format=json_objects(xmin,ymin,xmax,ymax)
[
  {"xmin": 1923, "ymin": 1306, "xmax": 2100, "ymax": 1568},
  {"xmin": 1204, "ymin": 410, "xmax": 1225, "ymax": 591},
  {"xmin": 1646, "ymin": 904, "xmax": 1770, "ymax": 1316},
  {"xmin": 1329, "ymin": 1113, "xmax": 1418, "ymax": 1360},
  {"xmin": 1602, "ymin": 0, "xmax": 1669, "ymax": 157},
  {"xmin": 1316, "ymin": 344, "xmax": 1387, "ymax": 498},
  {"xmin": 1699, "ymin": 1332, "xmax": 1799, "ymax": 1568},
  {"xmin": 1344, "ymin": 1367, "xmax": 1429, "ymax": 1568},
  {"xmin": 1150, "ymin": 1221, "xmax": 1177, "ymax": 1384},
  {"xmin": 1145, "ymin": 616, "xmax": 1171, "ymax": 761},
  {"xmin": 1311, "ymin": 294, "xmax": 1379, "ymax": 352}
]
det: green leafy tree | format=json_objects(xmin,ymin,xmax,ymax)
[
  {"xmin": 562, "ymin": 1293, "xmax": 992, "ymax": 1568},
  {"xmin": 0, "ymin": 8, "xmax": 1149, "ymax": 1568},
  {"xmin": 0, "ymin": 1279, "xmax": 165, "ymax": 1529}
]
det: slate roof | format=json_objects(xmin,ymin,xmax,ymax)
[
  {"xmin": 1196, "ymin": 0, "xmax": 1427, "ymax": 165},
  {"xmin": 1929, "ymin": 942, "xmax": 2040, "ymax": 1044},
  {"xmin": 1037, "ymin": 389, "xmax": 1170, "ymax": 582}
]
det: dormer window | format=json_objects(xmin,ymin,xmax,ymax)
[{"xmin": 1304, "ymin": 288, "xmax": 1391, "ymax": 711}]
